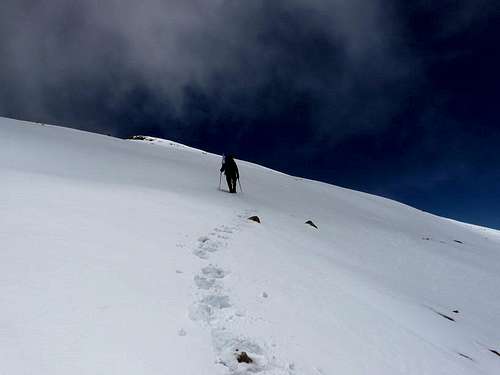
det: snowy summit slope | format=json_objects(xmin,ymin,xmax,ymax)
[{"xmin": 1, "ymin": 117, "xmax": 500, "ymax": 375}]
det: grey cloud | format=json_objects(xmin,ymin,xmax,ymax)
[{"xmin": 0, "ymin": 0, "xmax": 411, "ymax": 130}]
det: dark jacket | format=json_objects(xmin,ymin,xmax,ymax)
[{"xmin": 220, "ymin": 156, "xmax": 239, "ymax": 178}]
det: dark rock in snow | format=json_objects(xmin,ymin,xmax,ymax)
[
  {"xmin": 248, "ymin": 216, "xmax": 261, "ymax": 223},
  {"xmin": 236, "ymin": 351, "xmax": 253, "ymax": 363},
  {"xmin": 427, "ymin": 306, "xmax": 456, "ymax": 322},
  {"xmin": 130, "ymin": 135, "xmax": 150, "ymax": 141},
  {"xmin": 490, "ymin": 349, "xmax": 500, "ymax": 357},
  {"xmin": 436, "ymin": 311, "xmax": 455, "ymax": 322},
  {"xmin": 454, "ymin": 240, "xmax": 464, "ymax": 244},
  {"xmin": 458, "ymin": 353, "xmax": 473, "ymax": 361},
  {"xmin": 305, "ymin": 220, "xmax": 318, "ymax": 229},
  {"xmin": 453, "ymin": 310, "xmax": 459, "ymax": 314}
]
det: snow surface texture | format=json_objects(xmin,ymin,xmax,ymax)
[{"xmin": 1, "ymin": 117, "xmax": 499, "ymax": 374}]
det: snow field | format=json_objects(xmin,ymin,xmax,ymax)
[{"xmin": 1, "ymin": 117, "xmax": 499, "ymax": 374}]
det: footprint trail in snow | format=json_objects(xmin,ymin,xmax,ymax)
[{"xmin": 188, "ymin": 211, "xmax": 294, "ymax": 374}]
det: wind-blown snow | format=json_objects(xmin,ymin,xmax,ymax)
[{"xmin": 1, "ymin": 117, "xmax": 499, "ymax": 374}]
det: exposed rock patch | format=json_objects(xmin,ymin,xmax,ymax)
[
  {"xmin": 436, "ymin": 311, "xmax": 455, "ymax": 322},
  {"xmin": 457, "ymin": 353, "xmax": 473, "ymax": 361},
  {"xmin": 236, "ymin": 351, "xmax": 253, "ymax": 363},
  {"xmin": 490, "ymin": 349, "xmax": 500, "ymax": 357},
  {"xmin": 305, "ymin": 220, "xmax": 318, "ymax": 229},
  {"xmin": 129, "ymin": 135, "xmax": 151, "ymax": 141}
]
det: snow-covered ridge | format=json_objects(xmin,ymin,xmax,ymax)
[
  {"xmin": 129, "ymin": 135, "xmax": 210, "ymax": 155},
  {"xmin": 1, "ymin": 116, "xmax": 499, "ymax": 375},
  {"xmin": 128, "ymin": 134, "xmax": 292, "ymax": 177}
]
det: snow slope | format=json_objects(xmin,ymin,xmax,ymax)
[{"xmin": 1, "ymin": 117, "xmax": 499, "ymax": 375}]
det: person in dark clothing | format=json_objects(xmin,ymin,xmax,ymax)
[{"xmin": 220, "ymin": 154, "xmax": 239, "ymax": 193}]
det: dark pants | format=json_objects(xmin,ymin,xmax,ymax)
[{"xmin": 226, "ymin": 174, "xmax": 237, "ymax": 193}]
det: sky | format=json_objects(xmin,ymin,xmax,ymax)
[{"xmin": 1, "ymin": 0, "xmax": 499, "ymax": 228}]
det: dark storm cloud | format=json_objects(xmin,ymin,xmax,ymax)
[{"xmin": 0, "ymin": 0, "xmax": 413, "ymax": 136}]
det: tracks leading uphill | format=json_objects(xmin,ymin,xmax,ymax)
[{"xmin": 187, "ymin": 210, "xmax": 294, "ymax": 374}]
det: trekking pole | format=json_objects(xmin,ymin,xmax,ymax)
[
  {"xmin": 219, "ymin": 172, "xmax": 222, "ymax": 190},
  {"xmin": 237, "ymin": 177, "xmax": 243, "ymax": 193}
]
